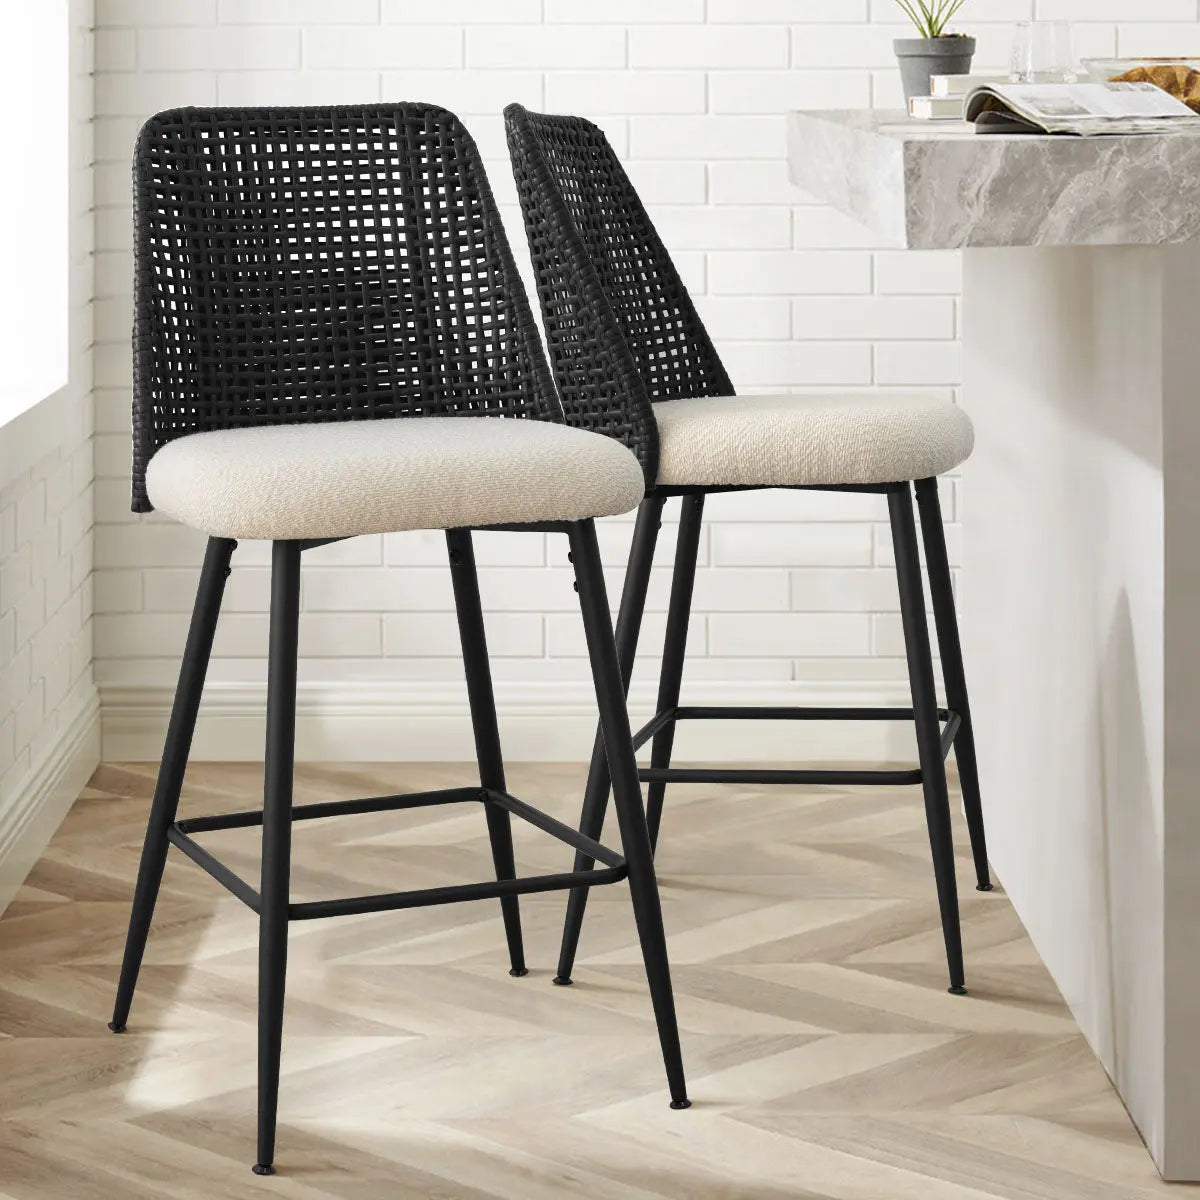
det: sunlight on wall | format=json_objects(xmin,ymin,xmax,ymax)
[{"xmin": 0, "ymin": 1, "xmax": 70, "ymax": 424}]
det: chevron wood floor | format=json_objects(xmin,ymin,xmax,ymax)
[{"xmin": 0, "ymin": 761, "xmax": 1187, "ymax": 1198}]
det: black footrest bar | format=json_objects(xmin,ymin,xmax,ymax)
[
  {"xmin": 176, "ymin": 787, "xmax": 482, "ymax": 835},
  {"xmin": 630, "ymin": 704, "xmax": 961, "ymax": 787},
  {"xmin": 166, "ymin": 784, "xmax": 628, "ymax": 923},
  {"xmin": 487, "ymin": 789, "xmax": 623, "ymax": 869},
  {"xmin": 674, "ymin": 705, "xmax": 945, "ymax": 722},
  {"xmin": 631, "ymin": 707, "xmax": 678, "ymax": 752},
  {"xmin": 632, "ymin": 705, "xmax": 953, "ymax": 748},
  {"xmin": 638, "ymin": 765, "xmax": 925, "ymax": 787},
  {"xmin": 287, "ymin": 864, "xmax": 626, "ymax": 922},
  {"xmin": 168, "ymin": 825, "xmax": 262, "ymax": 911},
  {"xmin": 940, "ymin": 712, "xmax": 962, "ymax": 760}
]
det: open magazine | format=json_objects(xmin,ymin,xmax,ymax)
[{"xmin": 964, "ymin": 81, "xmax": 1200, "ymax": 136}]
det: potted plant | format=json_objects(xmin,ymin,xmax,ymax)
[{"xmin": 894, "ymin": 1, "xmax": 975, "ymax": 102}]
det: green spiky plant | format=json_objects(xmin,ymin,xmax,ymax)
[{"xmin": 894, "ymin": 0, "xmax": 969, "ymax": 38}]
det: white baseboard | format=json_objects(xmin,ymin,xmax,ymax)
[
  {"xmin": 101, "ymin": 679, "xmax": 924, "ymax": 764},
  {"xmin": 0, "ymin": 687, "xmax": 101, "ymax": 915}
]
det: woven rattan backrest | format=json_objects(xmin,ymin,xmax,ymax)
[
  {"xmin": 506, "ymin": 104, "xmax": 734, "ymax": 486},
  {"xmin": 131, "ymin": 104, "xmax": 560, "ymax": 512}
]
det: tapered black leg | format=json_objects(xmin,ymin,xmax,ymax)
[
  {"xmin": 915, "ymin": 478, "xmax": 992, "ymax": 892},
  {"xmin": 254, "ymin": 540, "xmax": 301, "ymax": 1177},
  {"xmin": 890, "ymin": 485, "xmax": 966, "ymax": 995},
  {"xmin": 645, "ymin": 494, "xmax": 704, "ymax": 852},
  {"xmin": 556, "ymin": 498, "xmax": 664, "ymax": 986},
  {"xmin": 110, "ymin": 537, "xmax": 235, "ymax": 1034},
  {"xmin": 447, "ymin": 528, "xmax": 526, "ymax": 977},
  {"xmin": 569, "ymin": 520, "xmax": 690, "ymax": 1108}
]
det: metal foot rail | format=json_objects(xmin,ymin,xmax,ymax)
[
  {"xmin": 631, "ymin": 704, "xmax": 962, "ymax": 787},
  {"xmin": 167, "ymin": 785, "xmax": 627, "ymax": 922}
]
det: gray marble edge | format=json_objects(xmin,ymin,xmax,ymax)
[
  {"xmin": 788, "ymin": 109, "xmax": 1200, "ymax": 250},
  {"xmin": 787, "ymin": 111, "xmax": 908, "ymax": 249}
]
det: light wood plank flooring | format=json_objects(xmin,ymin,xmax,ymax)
[{"xmin": 0, "ymin": 762, "xmax": 1186, "ymax": 1198}]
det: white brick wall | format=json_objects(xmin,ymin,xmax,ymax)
[{"xmin": 90, "ymin": 1, "xmax": 1200, "ymax": 753}]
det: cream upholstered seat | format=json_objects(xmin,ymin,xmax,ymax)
[
  {"xmin": 145, "ymin": 416, "xmax": 647, "ymax": 541},
  {"xmin": 652, "ymin": 394, "xmax": 974, "ymax": 488}
]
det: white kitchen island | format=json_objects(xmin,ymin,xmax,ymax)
[{"xmin": 788, "ymin": 110, "xmax": 1200, "ymax": 1182}]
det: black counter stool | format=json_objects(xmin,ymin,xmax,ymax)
[
  {"xmin": 109, "ymin": 103, "xmax": 689, "ymax": 1176},
  {"xmin": 505, "ymin": 104, "xmax": 992, "ymax": 999}
]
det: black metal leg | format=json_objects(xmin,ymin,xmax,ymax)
[
  {"xmin": 109, "ymin": 537, "xmax": 235, "ymax": 1034},
  {"xmin": 447, "ymin": 528, "xmax": 526, "ymax": 977},
  {"xmin": 254, "ymin": 541, "xmax": 301, "ymax": 1177},
  {"xmin": 889, "ymin": 485, "xmax": 966, "ymax": 995},
  {"xmin": 569, "ymin": 520, "xmax": 690, "ymax": 1109},
  {"xmin": 645, "ymin": 494, "xmax": 704, "ymax": 852},
  {"xmin": 555, "ymin": 498, "xmax": 664, "ymax": 986},
  {"xmin": 915, "ymin": 478, "xmax": 992, "ymax": 892}
]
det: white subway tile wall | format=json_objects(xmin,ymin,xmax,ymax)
[
  {"xmin": 0, "ymin": 1, "xmax": 95, "ymax": 803},
  {"xmin": 91, "ymin": 1, "xmax": 1197, "ymax": 708}
]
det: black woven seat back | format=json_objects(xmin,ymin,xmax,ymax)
[
  {"xmin": 131, "ymin": 104, "xmax": 560, "ymax": 512},
  {"xmin": 505, "ymin": 104, "xmax": 734, "ymax": 487}
]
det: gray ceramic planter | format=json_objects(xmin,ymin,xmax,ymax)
[{"xmin": 894, "ymin": 35, "xmax": 976, "ymax": 102}]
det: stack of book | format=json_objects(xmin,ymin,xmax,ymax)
[{"xmin": 910, "ymin": 75, "xmax": 1006, "ymax": 120}]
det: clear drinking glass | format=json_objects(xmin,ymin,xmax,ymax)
[{"xmin": 1010, "ymin": 21, "xmax": 1078, "ymax": 84}]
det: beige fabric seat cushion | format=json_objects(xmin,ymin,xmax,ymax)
[
  {"xmin": 652, "ymin": 394, "xmax": 974, "ymax": 487},
  {"xmin": 145, "ymin": 416, "xmax": 646, "ymax": 540}
]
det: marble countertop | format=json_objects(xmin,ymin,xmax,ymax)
[{"xmin": 787, "ymin": 109, "xmax": 1200, "ymax": 249}]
